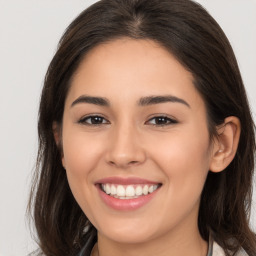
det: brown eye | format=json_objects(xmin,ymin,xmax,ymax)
[
  {"xmin": 79, "ymin": 115, "xmax": 109, "ymax": 125},
  {"xmin": 146, "ymin": 116, "xmax": 177, "ymax": 126}
]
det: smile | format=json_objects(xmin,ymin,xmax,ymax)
[
  {"xmin": 100, "ymin": 184, "xmax": 160, "ymax": 199},
  {"xmin": 96, "ymin": 177, "xmax": 162, "ymax": 210}
]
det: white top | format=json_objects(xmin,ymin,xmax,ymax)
[{"xmin": 213, "ymin": 242, "xmax": 248, "ymax": 256}]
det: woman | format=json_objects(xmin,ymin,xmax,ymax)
[{"xmin": 28, "ymin": 0, "xmax": 256, "ymax": 255}]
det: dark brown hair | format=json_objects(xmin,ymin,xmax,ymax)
[{"xmin": 28, "ymin": 0, "xmax": 256, "ymax": 255}]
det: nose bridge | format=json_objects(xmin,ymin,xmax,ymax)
[{"xmin": 106, "ymin": 119, "xmax": 146, "ymax": 168}]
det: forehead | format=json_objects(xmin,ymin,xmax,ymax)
[{"xmin": 67, "ymin": 38, "xmax": 204, "ymax": 110}]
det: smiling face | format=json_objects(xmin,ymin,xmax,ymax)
[{"xmin": 61, "ymin": 38, "xmax": 214, "ymax": 246}]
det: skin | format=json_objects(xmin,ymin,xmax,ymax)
[{"xmin": 58, "ymin": 38, "xmax": 240, "ymax": 256}]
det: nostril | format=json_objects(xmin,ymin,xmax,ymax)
[
  {"xmin": 107, "ymin": 160, "xmax": 139, "ymax": 167},
  {"xmin": 129, "ymin": 161, "xmax": 139, "ymax": 165}
]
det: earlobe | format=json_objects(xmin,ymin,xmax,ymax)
[{"xmin": 209, "ymin": 116, "xmax": 241, "ymax": 173}]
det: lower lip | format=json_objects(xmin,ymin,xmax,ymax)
[{"xmin": 96, "ymin": 185, "xmax": 160, "ymax": 211}]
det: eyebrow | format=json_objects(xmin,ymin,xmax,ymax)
[
  {"xmin": 71, "ymin": 95, "xmax": 110, "ymax": 107},
  {"xmin": 138, "ymin": 95, "xmax": 190, "ymax": 108},
  {"xmin": 71, "ymin": 94, "xmax": 190, "ymax": 108}
]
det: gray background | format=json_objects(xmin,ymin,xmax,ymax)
[{"xmin": 0, "ymin": 0, "xmax": 255, "ymax": 255}]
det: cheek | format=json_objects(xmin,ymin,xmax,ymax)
[
  {"xmin": 150, "ymin": 125, "xmax": 210, "ymax": 168},
  {"xmin": 62, "ymin": 128, "xmax": 105, "ymax": 176},
  {"xmin": 149, "ymin": 126, "xmax": 211, "ymax": 200},
  {"xmin": 145, "ymin": 129, "xmax": 211, "ymax": 231},
  {"xmin": 61, "ymin": 125, "xmax": 106, "ymax": 210}
]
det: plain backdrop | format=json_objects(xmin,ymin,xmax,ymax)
[{"xmin": 0, "ymin": 1, "xmax": 255, "ymax": 255}]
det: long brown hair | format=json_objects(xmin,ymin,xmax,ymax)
[{"xmin": 28, "ymin": 0, "xmax": 256, "ymax": 255}]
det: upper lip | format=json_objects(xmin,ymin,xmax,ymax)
[{"xmin": 95, "ymin": 176, "xmax": 161, "ymax": 185}]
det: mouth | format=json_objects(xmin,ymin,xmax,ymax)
[
  {"xmin": 95, "ymin": 177, "xmax": 162, "ymax": 210},
  {"xmin": 100, "ymin": 183, "xmax": 161, "ymax": 199}
]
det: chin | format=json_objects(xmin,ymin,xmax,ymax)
[
  {"xmin": 95, "ymin": 216, "xmax": 168, "ymax": 245},
  {"xmin": 99, "ymin": 228, "xmax": 157, "ymax": 244}
]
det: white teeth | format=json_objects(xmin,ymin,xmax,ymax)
[
  {"xmin": 143, "ymin": 185, "xmax": 149, "ymax": 195},
  {"xmin": 101, "ymin": 183, "xmax": 160, "ymax": 199},
  {"xmin": 135, "ymin": 186, "xmax": 143, "ymax": 196},
  {"xmin": 106, "ymin": 184, "xmax": 111, "ymax": 194},
  {"xmin": 116, "ymin": 185, "xmax": 126, "ymax": 197},
  {"xmin": 149, "ymin": 185, "xmax": 154, "ymax": 193},
  {"xmin": 110, "ymin": 185, "xmax": 116, "ymax": 195},
  {"xmin": 126, "ymin": 185, "xmax": 135, "ymax": 197}
]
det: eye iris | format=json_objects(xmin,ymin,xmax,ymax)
[
  {"xmin": 91, "ymin": 116, "xmax": 103, "ymax": 124},
  {"xmin": 156, "ymin": 117, "xmax": 168, "ymax": 124}
]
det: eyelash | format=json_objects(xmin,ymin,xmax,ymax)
[
  {"xmin": 78, "ymin": 115, "xmax": 110, "ymax": 125},
  {"xmin": 146, "ymin": 116, "xmax": 178, "ymax": 126},
  {"xmin": 78, "ymin": 115, "xmax": 178, "ymax": 126}
]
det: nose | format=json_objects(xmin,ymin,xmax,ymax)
[{"xmin": 105, "ymin": 123, "xmax": 146, "ymax": 169}]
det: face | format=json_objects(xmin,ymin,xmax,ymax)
[{"xmin": 61, "ymin": 39, "xmax": 214, "ymax": 244}]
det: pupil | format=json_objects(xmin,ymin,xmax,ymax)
[
  {"xmin": 92, "ymin": 116, "xmax": 103, "ymax": 124},
  {"xmin": 156, "ymin": 117, "xmax": 167, "ymax": 124}
]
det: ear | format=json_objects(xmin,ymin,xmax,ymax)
[
  {"xmin": 52, "ymin": 121, "xmax": 66, "ymax": 169},
  {"xmin": 209, "ymin": 116, "xmax": 241, "ymax": 173}
]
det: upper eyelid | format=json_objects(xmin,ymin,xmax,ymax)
[
  {"xmin": 145, "ymin": 115, "xmax": 178, "ymax": 126},
  {"xmin": 79, "ymin": 113, "xmax": 108, "ymax": 119},
  {"xmin": 146, "ymin": 114, "xmax": 177, "ymax": 121},
  {"xmin": 78, "ymin": 114, "xmax": 110, "ymax": 123}
]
